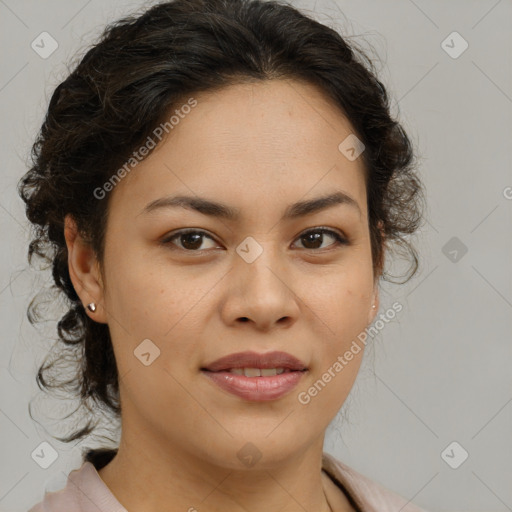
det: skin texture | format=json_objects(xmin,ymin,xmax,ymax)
[{"xmin": 64, "ymin": 78, "xmax": 381, "ymax": 512}]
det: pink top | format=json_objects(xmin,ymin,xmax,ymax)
[{"xmin": 28, "ymin": 452, "xmax": 428, "ymax": 512}]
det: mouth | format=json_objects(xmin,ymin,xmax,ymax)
[
  {"xmin": 200, "ymin": 351, "xmax": 308, "ymax": 401},
  {"xmin": 203, "ymin": 367, "xmax": 305, "ymax": 376},
  {"xmin": 201, "ymin": 350, "xmax": 308, "ymax": 373},
  {"xmin": 201, "ymin": 368, "xmax": 307, "ymax": 401}
]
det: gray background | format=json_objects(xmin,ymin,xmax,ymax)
[{"xmin": 1, "ymin": 1, "xmax": 511, "ymax": 511}]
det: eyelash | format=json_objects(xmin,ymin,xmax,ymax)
[{"xmin": 161, "ymin": 227, "xmax": 349, "ymax": 253}]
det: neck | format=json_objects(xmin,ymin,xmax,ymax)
[{"xmin": 97, "ymin": 430, "xmax": 336, "ymax": 512}]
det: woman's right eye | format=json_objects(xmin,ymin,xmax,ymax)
[{"xmin": 161, "ymin": 229, "xmax": 220, "ymax": 252}]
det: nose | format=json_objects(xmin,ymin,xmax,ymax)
[{"xmin": 220, "ymin": 244, "xmax": 300, "ymax": 332}]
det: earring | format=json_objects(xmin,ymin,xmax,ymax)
[
  {"xmin": 86, "ymin": 302, "xmax": 97, "ymax": 312},
  {"xmin": 372, "ymin": 304, "xmax": 376, "ymax": 309}
]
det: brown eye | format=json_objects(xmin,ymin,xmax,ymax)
[
  {"xmin": 293, "ymin": 228, "xmax": 348, "ymax": 250},
  {"xmin": 163, "ymin": 230, "xmax": 219, "ymax": 251},
  {"xmin": 161, "ymin": 227, "xmax": 349, "ymax": 253}
]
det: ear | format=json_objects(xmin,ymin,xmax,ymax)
[
  {"xmin": 64, "ymin": 214, "xmax": 108, "ymax": 324},
  {"xmin": 367, "ymin": 220, "xmax": 385, "ymax": 325},
  {"xmin": 367, "ymin": 285, "xmax": 380, "ymax": 325}
]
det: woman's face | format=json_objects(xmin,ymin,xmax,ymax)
[{"xmin": 71, "ymin": 78, "xmax": 380, "ymax": 469}]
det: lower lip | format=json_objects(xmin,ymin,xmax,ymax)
[{"xmin": 202, "ymin": 370, "xmax": 306, "ymax": 401}]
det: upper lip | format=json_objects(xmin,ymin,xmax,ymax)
[{"xmin": 202, "ymin": 351, "xmax": 308, "ymax": 372}]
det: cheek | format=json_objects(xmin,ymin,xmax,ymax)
[
  {"xmin": 104, "ymin": 245, "xmax": 184, "ymax": 332},
  {"xmin": 301, "ymin": 262, "xmax": 374, "ymax": 342},
  {"xmin": 297, "ymin": 277, "xmax": 369, "ymax": 415},
  {"xmin": 103, "ymin": 249, "xmax": 213, "ymax": 369}
]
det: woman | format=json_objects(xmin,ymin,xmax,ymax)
[{"xmin": 21, "ymin": 0, "xmax": 426, "ymax": 510}]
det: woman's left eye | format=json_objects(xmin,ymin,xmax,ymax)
[
  {"xmin": 293, "ymin": 228, "xmax": 348, "ymax": 250},
  {"xmin": 161, "ymin": 227, "xmax": 348, "ymax": 252}
]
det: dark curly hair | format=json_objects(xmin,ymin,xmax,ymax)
[{"xmin": 18, "ymin": 0, "xmax": 425, "ymax": 471}]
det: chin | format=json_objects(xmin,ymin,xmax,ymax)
[{"xmin": 198, "ymin": 432, "xmax": 315, "ymax": 472}]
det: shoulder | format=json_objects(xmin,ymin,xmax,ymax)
[
  {"xmin": 27, "ymin": 461, "xmax": 126, "ymax": 512},
  {"xmin": 27, "ymin": 465, "xmax": 83, "ymax": 512},
  {"xmin": 322, "ymin": 452, "xmax": 429, "ymax": 512}
]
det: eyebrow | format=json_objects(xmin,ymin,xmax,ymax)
[{"xmin": 139, "ymin": 191, "xmax": 362, "ymax": 221}]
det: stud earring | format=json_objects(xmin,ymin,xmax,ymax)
[
  {"xmin": 86, "ymin": 303, "xmax": 97, "ymax": 312},
  {"xmin": 372, "ymin": 304, "xmax": 376, "ymax": 309}
]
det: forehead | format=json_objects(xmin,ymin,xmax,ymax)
[{"xmin": 107, "ymin": 78, "xmax": 367, "ymax": 222}]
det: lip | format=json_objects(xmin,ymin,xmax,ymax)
[
  {"xmin": 201, "ymin": 350, "xmax": 308, "ymax": 402},
  {"xmin": 202, "ymin": 369, "xmax": 306, "ymax": 401},
  {"xmin": 201, "ymin": 350, "xmax": 308, "ymax": 372}
]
